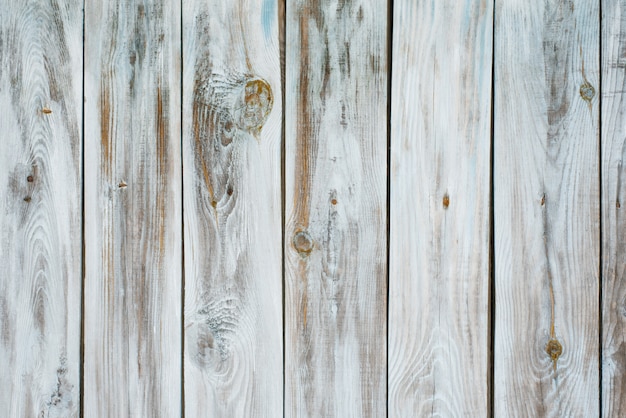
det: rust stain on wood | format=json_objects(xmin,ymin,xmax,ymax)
[
  {"xmin": 303, "ymin": 295, "xmax": 307, "ymax": 328},
  {"xmin": 292, "ymin": 13, "xmax": 317, "ymax": 230},
  {"xmin": 100, "ymin": 83, "xmax": 112, "ymax": 176},
  {"xmin": 156, "ymin": 85, "xmax": 168, "ymax": 253},
  {"xmin": 192, "ymin": 97, "xmax": 217, "ymax": 213},
  {"xmin": 547, "ymin": 249, "xmax": 559, "ymax": 371}
]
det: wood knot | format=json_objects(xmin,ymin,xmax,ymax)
[
  {"xmin": 235, "ymin": 78, "xmax": 273, "ymax": 135},
  {"xmin": 580, "ymin": 82, "xmax": 595, "ymax": 102},
  {"xmin": 293, "ymin": 230, "xmax": 313, "ymax": 255},
  {"xmin": 442, "ymin": 194, "xmax": 450, "ymax": 208},
  {"xmin": 545, "ymin": 338, "xmax": 562, "ymax": 362},
  {"xmin": 221, "ymin": 119, "xmax": 235, "ymax": 146},
  {"xmin": 42, "ymin": 106, "xmax": 52, "ymax": 114},
  {"xmin": 27, "ymin": 175, "xmax": 34, "ymax": 182}
]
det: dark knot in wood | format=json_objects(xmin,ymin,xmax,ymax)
[
  {"xmin": 579, "ymin": 82, "xmax": 595, "ymax": 102},
  {"xmin": 234, "ymin": 78, "xmax": 273, "ymax": 135},
  {"xmin": 545, "ymin": 338, "xmax": 562, "ymax": 362},
  {"xmin": 293, "ymin": 230, "xmax": 313, "ymax": 255}
]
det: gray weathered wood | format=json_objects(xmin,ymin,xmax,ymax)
[
  {"xmin": 0, "ymin": 0, "xmax": 82, "ymax": 416},
  {"xmin": 182, "ymin": 0, "xmax": 283, "ymax": 415},
  {"xmin": 83, "ymin": 1, "xmax": 182, "ymax": 415},
  {"xmin": 388, "ymin": 0, "xmax": 493, "ymax": 416},
  {"xmin": 602, "ymin": 1, "xmax": 626, "ymax": 416},
  {"xmin": 494, "ymin": 0, "xmax": 600, "ymax": 415},
  {"xmin": 284, "ymin": 1, "xmax": 388, "ymax": 416}
]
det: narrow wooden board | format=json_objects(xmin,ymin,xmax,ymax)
[
  {"xmin": 83, "ymin": 1, "xmax": 182, "ymax": 416},
  {"xmin": 602, "ymin": 1, "xmax": 626, "ymax": 415},
  {"xmin": 182, "ymin": 0, "xmax": 283, "ymax": 415},
  {"xmin": 0, "ymin": 0, "xmax": 82, "ymax": 416},
  {"xmin": 284, "ymin": 1, "xmax": 388, "ymax": 416},
  {"xmin": 494, "ymin": 0, "xmax": 600, "ymax": 415},
  {"xmin": 388, "ymin": 1, "xmax": 493, "ymax": 416}
]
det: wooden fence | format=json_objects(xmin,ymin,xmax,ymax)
[{"xmin": 0, "ymin": 0, "xmax": 623, "ymax": 416}]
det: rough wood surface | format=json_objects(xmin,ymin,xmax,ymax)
[
  {"xmin": 284, "ymin": 1, "xmax": 388, "ymax": 416},
  {"xmin": 182, "ymin": 0, "xmax": 283, "ymax": 415},
  {"xmin": 0, "ymin": 0, "xmax": 82, "ymax": 416},
  {"xmin": 388, "ymin": 1, "xmax": 493, "ymax": 416},
  {"xmin": 602, "ymin": 1, "xmax": 626, "ymax": 415},
  {"xmin": 83, "ymin": 1, "xmax": 182, "ymax": 416},
  {"xmin": 494, "ymin": 0, "xmax": 600, "ymax": 415}
]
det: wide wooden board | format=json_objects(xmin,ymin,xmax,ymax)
[
  {"xmin": 494, "ymin": 0, "xmax": 600, "ymax": 415},
  {"xmin": 602, "ymin": 0, "xmax": 626, "ymax": 415},
  {"xmin": 284, "ymin": 1, "xmax": 388, "ymax": 416},
  {"xmin": 0, "ymin": 0, "xmax": 83, "ymax": 416},
  {"xmin": 388, "ymin": 0, "xmax": 493, "ymax": 416},
  {"xmin": 182, "ymin": 0, "xmax": 283, "ymax": 415},
  {"xmin": 83, "ymin": 1, "xmax": 182, "ymax": 415}
]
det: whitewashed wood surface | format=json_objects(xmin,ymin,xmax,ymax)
[
  {"xmin": 1, "ymin": 0, "xmax": 623, "ymax": 416},
  {"xmin": 494, "ymin": 0, "xmax": 600, "ymax": 416},
  {"xmin": 284, "ymin": 1, "xmax": 388, "ymax": 416},
  {"xmin": 182, "ymin": 0, "xmax": 283, "ymax": 416},
  {"xmin": 83, "ymin": 0, "xmax": 182, "ymax": 416},
  {"xmin": 388, "ymin": 0, "xmax": 493, "ymax": 416},
  {"xmin": 602, "ymin": 0, "xmax": 626, "ymax": 416},
  {"xmin": 0, "ymin": 0, "xmax": 83, "ymax": 416}
]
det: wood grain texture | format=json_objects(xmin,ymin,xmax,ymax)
[
  {"xmin": 83, "ymin": 1, "xmax": 182, "ymax": 416},
  {"xmin": 0, "ymin": 0, "xmax": 82, "ymax": 416},
  {"xmin": 388, "ymin": 0, "xmax": 493, "ymax": 416},
  {"xmin": 284, "ymin": 1, "xmax": 388, "ymax": 416},
  {"xmin": 182, "ymin": 0, "xmax": 283, "ymax": 415},
  {"xmin": 494, "ymin": 0, "xmax": 600, "ymax": 416},
  {"xmin": 602, "ymin": 1, "xmax": 626, "ymax": 416}
]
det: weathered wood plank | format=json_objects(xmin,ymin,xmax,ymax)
[
  {"xmin": 83, "ymin": 1, "xmax": 182, "ymax": 416},
  {"xmin": 494, "ymin": 0, "xmax": 600, "ymax": 415},
  {"xmin": 0, "ymin": 0, "xmax": 82, "ymax": 416},
  {"xmin": 388, "ymin": 1, "xmax": 493, "ymax": 416},
  {"xmin": 284, "ymin": 1, "xmax": 388, "ymax": 416},
  {"xmin": 182, "ymin": 0, "xmax": 283, "ymax": 415},
  {"xmin": 602, "ymin": 1, "xmax": 626, "ymax": 416}
]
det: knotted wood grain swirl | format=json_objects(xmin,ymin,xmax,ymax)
[
  {"xmin": 0, "ymin": 1, "xmax": 82, "ymax": 416},
  {"xmin": 183, "ymin": 1, "xmax": 283, "ymax": 416}
]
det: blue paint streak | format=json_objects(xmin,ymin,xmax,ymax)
[{"xmin": 262, "ymin": 0, "xmax": 275, "ymax": 39}]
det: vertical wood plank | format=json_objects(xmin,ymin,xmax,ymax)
[
  {"xmin": 83, "ymin": 1, "xmax": 182, "ymax": 416},
  {"xmin": 388, "ymin": 0, "xmax": 493, "ymax": 416},
  {"xmin": 602, "ymin": 1, "xmax": 626, "ymax": 415},
  {"xmin": 182, "ymin": 0, "xmax": 283, "ymax": 415},
  {"xmin": 0, "ymin": 1, "xmax": 82, "ymax": 416},
  {"xmin": 284, "ymin": 1, "xmax": 388, "ymax": 416},
  {"xmin": 494, "ymin": 0, "xmax": 600, "ymax": 415}
]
